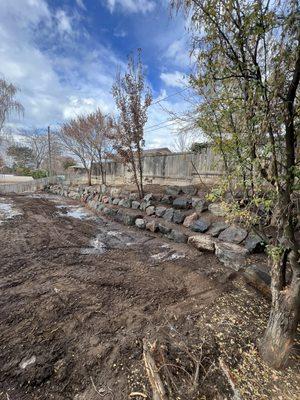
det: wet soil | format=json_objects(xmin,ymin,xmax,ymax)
[{"xmin": 0, "ymin": 193, "xmax": 299, "ymax": 400}]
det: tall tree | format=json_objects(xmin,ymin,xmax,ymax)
[
  {"xmin": 172, "ymin": 0, "xmax": 300, "ymax": 368},
  {"xmin": 0, "ymin": 79, "xmax": 23, "ymax": 133},
  {"xmin": 112, "ymin": 50, "xmax": 152, "ymax": 198},
  {"xmin": 7, "ymin": 145, "xmax": 34, "ymax": 168}
]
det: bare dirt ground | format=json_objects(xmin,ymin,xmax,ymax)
[{"xmin": 0, "ymin": 193, "xmax": 299, "ymax": 400}]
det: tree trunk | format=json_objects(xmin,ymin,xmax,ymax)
[{"xmin": 259, "ymin": 249, "xmax": 300, "ymax": 368}]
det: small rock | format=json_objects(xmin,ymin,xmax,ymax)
[
  {"xmin": 146, "ymin": 220, "xmax": 159, "ymax": 232},
  {"xmin": 244, "ymin": 234, "xmax": 265, "ymax": 253},
  {"xmin": 190, "ymin": 219, "xmax": 210, "ymax": 233},
  {"xmin": 19, "ymin": 355, "xmax": 36, "ymax": 370},
  {"xmin": 183, "ymin": 212, "xmax": 199, "ymax": 228},
  {"xmin": 218, "ymin": 225, "xmax": 248, "ymax": 244},
  {"xmin": 135, "ymin": 218, "xmax": 146, "ymax": 229},
  {"xmin": 173, "ymin": 197, "xmax": 191, "ymax": 209},
  {"xmin": 146, "ymin": 206, "xmax": 156, "ymax": 216},
  {"xmin": 140, "ymin": 200, "xmax": 152, "ymax": 211},
  {"xmin": 96, "ymin": 203, "xmax": 105, "ymax": 211},
  {"xmin": 103, "ymin": 207, "xmax": 117, "ymax": 217},
  {"xmin": 188, "ymin": 235, "xmax": 216, "ymax": 252},
  {"xmin": 102, "ymin": 195, "xmax": 110, "ymax": 204},
  {"xmin": 112, "ymin": 198, "xmax": 120, "ymax": 205},
  {"xmin": 129, "ymin": 192, "xmax": 139, "ymax": 201},
  {"xmin": 123, "ymin": 213, "xmax": 140, "ymax": 226},
  {"xmin": 119, "ymin": 198, "xmax": 132, "ymax": 208},
  {"xmin": 215, "ymin": 241, "xmax": 249, "ymax": 270},
  {"xmin": 208, "ymin": 203, "xmax": 225, "ymax": 216},
  {"xmin": 182, "ymin": 185, "xmax": 197, "ymax": 196},
  {"xmin": 173, "ymin": 210, "xmax": 185, "ymax": 224},
  {"xmin": 161, "ymin": 195, "xmax": 174, "ymax": 205},
  {"xmin": 194, "ymin": 199, "xmax": 208, "ymax": 213},
  {"xmin": 163, "ymin": 208, "xmax": 174, "ymax": 222},
  {"xmin": 166, "ymin": 186, "xmax": 181, "ymax": 196},
  {"xmin": 158, "ymin": 223, "xmax": 171, "ymax": 234},
  {"xmin": 144, "ymin": 193, "xmax": 154, "ymax": 202},
  {"xmin": 168, "ymin": 229, "xmax": 188, "ymax": 243},
  {"xmin": 155, "ymin": 206, "xmax": 167, "ymax": 217},
  {"xmin": 207, "ymin": 221, "xmax": 228, "ymax": 237},
  {"xmin": 131, "ymin": 201, "xmax": 141, "ymax": 209}
]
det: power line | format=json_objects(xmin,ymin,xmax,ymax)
[
  {"xmin": 149, "ymin": 86, "xmax": 191, "ymax": 107},
  {"xmin": 145, "ymin": 119, "xmax": 188, "ymax": 134}
]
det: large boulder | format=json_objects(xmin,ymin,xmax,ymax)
[
  {"xmin": 155, "ymin": 206, "xmax": 167, "ymax": 217},
  {"xmin": 166, "ymin": 186, "xmax": 181, "ymax": 196},
  {"xmin": 140, "ymin": 200, "xmax": 152, "ymax": 211},
  {"xmin": 168, "ymin": 229, "xmax": 188, "ymax": 243},
  {"xmin": 244, "ymin": 233, "xmax": 265, "ymax": 253},
  {"xmin": 144, "ymin": 193, "xmax": 154, "ymax": 202},
  {"xmin": 207, "ymin": 221, "xmax": 229, "ymax": 237},
  {"xmin": 242, "ymin": 264, "xmax": 271, "ymax": 298},
  {"xmin": 215, "ymin": 242, "xmax": 249, "ymax": 270},
  {"xmin": 183, "ymin": 212, "xmax": 199, "ymax": 228},
  {"xmin": 173, "ymin": 197, "xmax": 191, "ymax": 210},
  {"xmin": 173, "ymin": 210, "xmax": 185, "ymax": 224},
  {"xmin": 208, "ymin": 203, "xmax": 225, "ymax": 216},
  {"xmin": 123, "ymin": 212, "xmax": 141, "ymax": 226},
  {"xmin": 163, "ymin": 208, "xmax": 175, "ymax": 222},
  {"xmin": 135, "ymin": 218, "xmax": 146, "ymax": 229},
  {"xmin": 218, "ymin": 225, "xmax": 248, "ymax": 244},
  {"xmin": 103, "ymin": 207, "xmax": 117, "ymax": 217},
  {"xmin": 146, "ymin": 206, "xmax": 156, "ymax": 216},
  {"xmin": 112, "ymin": 198, "xmax": 120, "ymax": 205},
  {"xmin": 190, "ymin": 218, "xmax": 210, "ymax": 233},
  {"xmin": 188, "ymin": 235, "xmax": 216, "ymax": 252}
]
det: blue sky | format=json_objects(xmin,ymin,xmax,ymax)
[{"xmin": 0, "ymin": 0, "xmax": 195, "ymax": 148}]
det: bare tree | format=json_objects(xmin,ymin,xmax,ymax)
[
  {"xmin": 112, "ymin": 50, "xmax": 152, "ymax": 198},
  {"xmin": 0, "ymin": 79, "xmax": 23, "ymax": 134},
  {"xmin": 26, "ymin": 131, "xmax": 48, "ymax": 169}
]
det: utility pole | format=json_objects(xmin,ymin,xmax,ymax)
[{"xmin": 47, "ymin": 126, "xmax": 52, "ymax": 178}]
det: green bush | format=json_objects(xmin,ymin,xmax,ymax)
[{"xmin": 31, "ymin": 170, "xmax": 48, "ymax": 179}]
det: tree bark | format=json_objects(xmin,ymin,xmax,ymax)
[{"xmin": 259, "ymin": 256, "xmax": 300, "ymax": 368}]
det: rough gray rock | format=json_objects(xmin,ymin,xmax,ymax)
[
  {"xmin": 166, "ymin": 186, "xmax": 181, "ymax": 196},
  {"xmin": 215, "ymin": 241, "xmax": 249, "ymax": 270},
  {"xmin": 208, "ymin": 203, "xmax": 225, "ymax": 216},
  {"xmin": 119, "ymin": 198, "xmax": 132, "ymax": 208},
  {"xmin": 103, "ymin": 207, "xmax": 117, "ymax": 217},
  {"xmin": 188, "ymin": 235, "xmax": 216, "ymax": 252},
  {"xmin": 244, "ymin": 234, "xmax": 265, "ymax": 253},
  {"xmin": 207, "ymin": 222, "xmax": 228, "ymax": 237},
  {"xmin": 182, "ymin": 185, "xmax": 197, "ymax": 196},
  {"xmin": 242, "ymin": 264, "xmax": 271, "ymax": 297},
  {"xmin": 140, "ymin": 200, "xmax": 152, "ymax": 211},
  {"xmin": 168, "ymin": 229, "xmax": 188, "ymax": 243},
  {"xmin": 183, "ymin": 212, "xmax": 199, "ymax": 228},
  {"xmin": 194, "ymin": 199, "xmax": 208, "ymax": 213},
  {"xmin": 190, "ymin": 219, "xmax": 210, "ymax": 233},
  {"xmin": 146, "ymin": 206, "xmax": 156, "ymax": 216},
  {"xmin": 146, "ymin": 220, "xmax": 159, "ymax": 232},
  {"xmin": 155, "ymin": 206, "xmax": 167, "ymax": 217},
  {"xmin": 163, "ymin": 208, "xmax": 174, "ymax": 222},
  {"xmin": 173, "ymin": 210, "xmax": 185, "ymax": 224},
  {"xmin": 161, "ymin": 195, "xmax": 174, "ymax": 205},
  {"xmin": 158, "ymin": 223, "xmax": 171, "ymax": 234},
  {"xmin": 131, "ymin": 201, "xmax": 141, "ymax": 210},
  {"xmin": 129, "ymin": 192, "xmax": 139, "ymax": 201},
  {"xmin": 123, "ymin": 212, "xmax": 141, "ymax": 226},
  {"xmin": 144, "ymin": 193, "xmax": 154, "ymax": 202},
  {"xmin": 135, "ymin": 218, "xmax": 146, "ymax": 229},
  {"xmin": 112, "ymin": 198, "xmax": 120, "ymax": 205},
  {"xmin": 96, "ymin": 203, "xmax": 105, "ymax": 211},
  {"xmin": 173, "ymin": 197, "xmax": 191, "ymax": 209},
  {"xmin": 218, "ymin": 226, "xmax": 248, "ymax": 244}
]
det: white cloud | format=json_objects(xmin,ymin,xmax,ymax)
[
  {"xmin": 160, "ymin": 71, "xmax": 188, "ymax": 88},
  {"xmin": 55, "ymin": 10, "xmax": 73, "ymax": 35},
  {"xmin": 105, "ymin": 0, "xmax": 156, "ymax": 14},
  {"xmin": 165, "ymin": 37, "xmax": 191, "ymax": 68},
  {"xmin": 0, "ymin": 0, "xmax": 121, "ymax": 131},
  {"xmin": 76, "ymin": 0, "xmax": 86, "ymax": 10}
]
